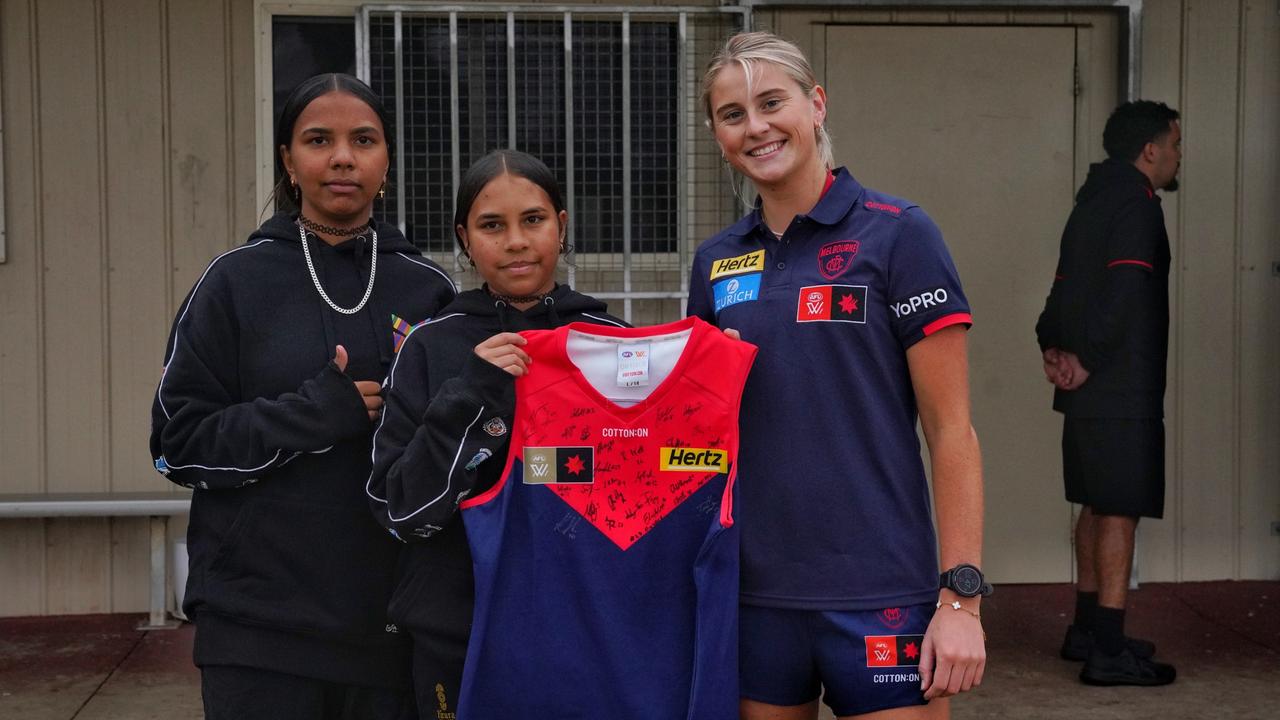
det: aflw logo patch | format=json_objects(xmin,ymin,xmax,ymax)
[
  {"xmin": 660, "ymin": 447, "xmax": 728, "ymax": 473},
  {"xmin": 523, "ymin": 446, "xmax": 594, "ymax": 485},
  {"xmin": 796, "ymin": 284, "xmax": 868, "ymax": 324},
  {"xmin": 865, "ymin": 635, "xmax": 924, "ymax": 667}
]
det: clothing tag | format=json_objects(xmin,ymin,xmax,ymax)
[{"xmin": 616, "ymin": 343, "xmax": 651, "ymax": 388}]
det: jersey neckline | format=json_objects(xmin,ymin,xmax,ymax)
[{"xmin": 554, "ymin": 316, "xmax": 708, "ymax": 424}]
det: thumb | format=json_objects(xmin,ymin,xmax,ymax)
[{"xmin": 333, "ymin": 345, "xmax": 348, "ymax": 373}]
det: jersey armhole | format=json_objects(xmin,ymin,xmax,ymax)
[
  {"xmin": 719, "ymin": 342, "xmax": 758, "ymax": 527},
  {"xmin": 460, "ymin": 414, "xmax": 521, "ymax": 510}
]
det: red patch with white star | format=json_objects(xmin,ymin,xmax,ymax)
[
  {"xmin": 796, "ymin": 285, "xmax": 868, "ymax": 324},
  {"xmin": 522, "ymin": 446, "xmax": 595, "ymax": 485},
  {"xmin": 865, "ymin": 635, "xmax": 925, "ymax": 667}
]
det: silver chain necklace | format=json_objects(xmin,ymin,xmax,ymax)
[{"xmin": 298, "ymin": 221, "xmax": 378, "ymax": 315}]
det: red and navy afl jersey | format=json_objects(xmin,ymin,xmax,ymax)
[
  {"xmin": 688, "ymin": 168, "xmax": 973, "ymax": 611},
  {"xmin": 458, "ymin": 317, "xmax": 756, "ymax": 720}
]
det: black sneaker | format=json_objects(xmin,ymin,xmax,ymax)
[
  {"xmin": 1060, "ymin": 624, "xmax": 1157, "ymax": 661},
  {"xmin": 1079, "ymin": 646, "xmax": 1176, "ymax": 686}
]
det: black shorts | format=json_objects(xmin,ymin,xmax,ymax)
[{"xmin": 1062, "ymin": 417, "xmax": 1165, "ymax": 518}]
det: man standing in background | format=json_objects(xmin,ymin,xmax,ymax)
[{"xmin": 1036, "ymin": 100, "xmax": 1181, "ymax": 687}]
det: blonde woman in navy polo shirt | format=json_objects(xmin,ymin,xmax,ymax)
[{"xmin": 689, "ymin": 32, "xmax": 988, "ymax": 720}]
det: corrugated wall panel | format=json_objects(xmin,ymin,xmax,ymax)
[
  {"xmin": 37, "ymin": 0, "xmax": 110, "ymax": 494},
  {"xmin": 167, "ymin": 0, "xmax": 236, "ymax": 298},
  {"xmin": 1237, "ymin": 1, "xmax": 1280, "ymax": 580},
  {"xmin": 0, "ymin": 0, "xmax": 45, "ymax": 496},
  {"xmin": 1139, "ymin": 0, "xmax": 1186, "ymax": 583},
  {"xmin": 105, "ymin": 0, "xmax": 172, "ymax": 494},
  {"xmin": 1178, "ymin": 0, "xmax": 1243, "ymax": 581}
]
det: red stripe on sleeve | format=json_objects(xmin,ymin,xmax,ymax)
[
  {"xmin": 1107, "ymin": 259, "xmax": 1153, "ymax": 270},
  {"xmin": 922, "ymin": 312, "xmax": 973, "ymax": 337}
]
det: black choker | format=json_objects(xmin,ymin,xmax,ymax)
[
  {"xmin": 298, "ymin": 215, "xmax": 371, "ymax": 238},
  {"xmin": 485, "ymin": 286, "xmax": 551, "ymax": 305}
]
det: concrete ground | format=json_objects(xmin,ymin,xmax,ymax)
[{"xmin": 1, "ymin": 582, "xmax": 1277, "ymax": 719}]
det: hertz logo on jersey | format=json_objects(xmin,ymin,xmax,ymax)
[
  {"xmin": 709, "ymin": 249, "xmax": 765, "ymax": 281},
  {"xmin": 660, "ymin": 447, "xmax": 729, "ymax": 473}
]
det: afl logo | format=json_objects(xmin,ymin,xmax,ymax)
[
  {"xmin": 818, "ymin": 240, "xmax": 860, "ymax": 280},
  {"xmin": 879, "ymin": 607, "xmax": 909, "ymax": 630},
  {"xmin": 483, "ymin": 417, "xmax": 508, "ymax": 437}
]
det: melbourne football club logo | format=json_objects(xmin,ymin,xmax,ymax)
[
  {"xmin": 879, "ymin": 607, "xmax": 909, "ymax": 630},
  {"xmin": 817, "ymin": 240, "xmax": 859, "ymax": 280}
]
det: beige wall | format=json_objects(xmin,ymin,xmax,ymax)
[{"xmin": 0, "ymin": 0, "xmax": 1275, "ymax": 616}]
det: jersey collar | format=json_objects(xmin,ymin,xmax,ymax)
[{"xmin": 723, "ymin": 167, "xmax": 865, "ymax": 239}]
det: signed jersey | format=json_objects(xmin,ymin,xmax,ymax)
[{"xmin": 458, "ymin": 316, "xmax": 756, "ymax": 720}]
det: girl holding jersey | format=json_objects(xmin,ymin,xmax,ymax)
[{"xmin": 366, "ymin": 149, "xmax": 625, "ymax": 716}]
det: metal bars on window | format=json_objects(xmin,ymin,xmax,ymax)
[{"xmin": 357, "ymin": 4, "xmax": 748, "ymax": 323}]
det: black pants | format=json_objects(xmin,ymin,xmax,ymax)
[
  {"xmin": 201, "ymin": 665, "xmax": 414, "ymax": 720},
  {"xmin": 410, "ymin": 628, "xmax": 467, "ymax": 720}
]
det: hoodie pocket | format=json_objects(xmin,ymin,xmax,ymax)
[{"xmin": 206, "ymin": 498, "xmax": 401, "ymax": 641}]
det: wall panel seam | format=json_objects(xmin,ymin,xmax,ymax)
[
  {"xmin": 224, "ymin": 0, "xmax": 236, "ymax": 249},
  {"xmin": 25, "ymin": 0, "xmax": 53, "ymax": 616},
  {"xmin": 1231, "ymin": 0, "xmax": 1247, "ymax": 580},
  {"xmin": 96, "ymin": 0, "xmax": 113, "ymax": 499},
  {"xmin": 1173, "ymin": 0, "xmax": 1187, "ymax": 583},
  {"xmin": 161, "ymin": 0, "xmax": 175, "ymax": 320},
  {"xmin": 93, "ymin": 0, "xmax": 117, "ymax": 609}
]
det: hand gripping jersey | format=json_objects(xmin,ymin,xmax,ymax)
[{"xmin": 457, "ymin": 317, "xmax": 756, "ymax": 720}]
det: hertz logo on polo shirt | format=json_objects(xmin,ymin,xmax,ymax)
[
  {"xmin": 660, "ymin": 447, "xmax": 729, "ymax": 472},
  {"xmin": 709, "ymin": 250, "xmax": 765, "ymax": 281}
]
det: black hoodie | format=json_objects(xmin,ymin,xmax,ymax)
[
  {"xmin": 1035, "ymin": 159, "xmax": 1171, "ymax": 418},
  {"xmin": 367, "ymin": 285, "xmax": 625, "ymax": 637},
  {"xmin": 150, "ymin": 212, "xmax": 456, "ymax": 687}
]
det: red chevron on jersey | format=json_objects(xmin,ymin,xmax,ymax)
[{"xmin": 524, "ymin": 398, "xmax": 730, "ymax": 550}]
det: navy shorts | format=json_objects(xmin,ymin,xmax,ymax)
[
  {"xmin": 740, "ymin": 602, "xmax": 934, "ymax": 716},
  {"xmin": 1063, "ymin": 417, "xmax": 1165, "ymax": 518}
]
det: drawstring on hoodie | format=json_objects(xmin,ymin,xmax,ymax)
[
  {"xmin": 494, "ymin": 299, "xmax": 512, "ymax": 333},
  {"xmin": 543, "ymin": 295, "xmax": 560, "ymax": 326}
]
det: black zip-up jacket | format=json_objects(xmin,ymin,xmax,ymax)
[
  {"xmin": 367, "ymin": 285, "xmax": 625, "ymax": 637},
  {"xmin": 1036, "ymin": 159, "xmax": 1171, "ymax": 418},
  {"xmin": 150, "ymin": 212, "xmax": 455, "ymax": 688}
]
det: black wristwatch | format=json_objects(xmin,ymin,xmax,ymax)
[{"xmin": 939, "ymin": 564, "xmax": 993, "ymax": 598}]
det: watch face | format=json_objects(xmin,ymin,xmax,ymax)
[{"xmin": 953, "ymin": 566, "xmax": 983, "ymax": 596}]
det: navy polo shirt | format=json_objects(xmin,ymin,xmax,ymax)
[{"xmin": 687, "ymin": 168, "xmax": 972, "ymax": 610}]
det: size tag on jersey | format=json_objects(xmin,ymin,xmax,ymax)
[{"xmin": 616, "ymin": 343, "xmax": 651, "ymax": 388}]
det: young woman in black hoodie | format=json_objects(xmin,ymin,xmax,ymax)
[
  {"xmin": 150, "ymin": 74, "xmax": 455, "ymax": 719},
  {"xmin": 366, "ymin": 149, "xmax": 625, "ymax": 716}
]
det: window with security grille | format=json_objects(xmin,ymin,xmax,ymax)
[{"xmin": 359, "ymin": 5, "xmax": 747, "ymax": 322}]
